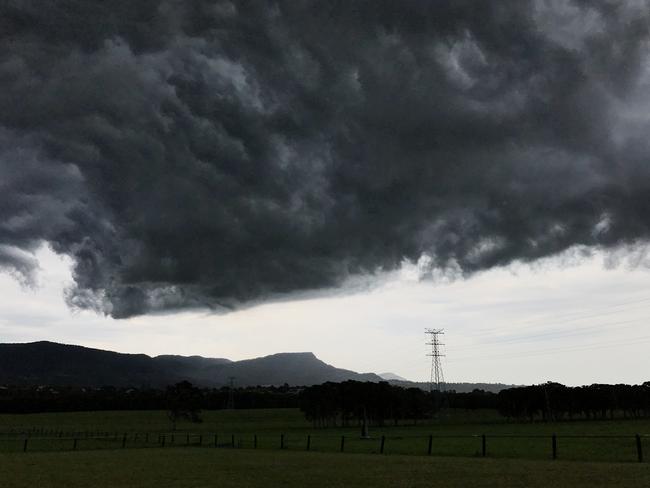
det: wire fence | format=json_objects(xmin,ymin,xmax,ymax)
[{"xmin": 0, "ymin": 430, "xmax": 647, "ymax": 463}]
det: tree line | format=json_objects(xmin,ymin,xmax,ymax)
[
  {"xmin": 298, "ymin": 381, "xmax": 650, "ymax": 426},
  {"xmin": 299, "ymin": 381, "xmax": 443, "ymax": 427},
  {"xmin": 1, "ymin": 380, "xmax": 648, "ymax": 423},
  {"xmin": 497, "ymin": 382, "xmax": 650, "ymax": 421},
  {"xmin": 0, "ymin": 383, "xmax": 301, "ymax": 414}
]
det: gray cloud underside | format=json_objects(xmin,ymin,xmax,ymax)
[{"xmin": 2, "ymin": 0, "xmax": 650, "ymax": 317}]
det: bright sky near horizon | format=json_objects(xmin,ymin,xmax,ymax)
[{"xmin": 2, "ymin": 244, "xmax": 649, "ymax": 387}]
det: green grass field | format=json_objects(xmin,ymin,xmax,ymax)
[
  {"xmin": 1, "ymin": 409, "xmax": 649, "ymax": 487},
  {"xmin": 2, "ymin": 447, "xmax": 650, "ymax": 488},
  {"xmin": 0, "ymin": 408, "xmax": 648, "ymax": 463}
]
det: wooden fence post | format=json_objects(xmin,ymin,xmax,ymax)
[
  {"xmin": 198, "ymin": 434, "xmax": 202, "ymax": 446},
  {"xmin": 482, "ymin": 434, "xmax": 486, "ymax": 457},
  {"xmin": 122, "ymin": 433, "xmax": 127, "ymax": 448},
  {"xmin": 186, "ymin": 434, "xmax": 190, "ymax": 445},
  {"xmin": 73, "ymin": 438, "xmax": 77, "ymax": 451},
  {"xmin": 552, "ymin": 434, "xmax": 557, "ymax": 460},
  {"xmin": 306, "ymin": 435, "xmax": 311, "ymax": 451},
  {"xmin": 23, "ymin": 438, "xmax": 28, "ymax": 452},
  {"xmin": 161, "ymin": 435, "xmax": 166, "ymax": 448},
  {"xmin": 340, "ymin": 435, "xmax": 345, "ymax": 452},
  {"xmin": 427, "ymin": 435, "xmax": 433, "ymax": 455},
  {"xmin": 636, "ymin": 434, "xmax": 643, "ymax": 463},
  {"xmin": 380, "ymin": 435, "xmax": 385, "ymax": 454}
]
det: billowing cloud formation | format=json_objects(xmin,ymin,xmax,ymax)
[{"xmin": 2, "ymin": 1, "xmax": 650, "ymax": 317}]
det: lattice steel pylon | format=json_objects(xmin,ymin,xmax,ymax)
[{"xmin": 425, "ymin": 328, "xmax": 445, "ymax": 392}]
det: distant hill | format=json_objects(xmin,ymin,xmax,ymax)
[
  {"xmin": 379, "ymin": 372, "xmax": 408, "ymax": 381},
  {"xmin": 387, "ymin": 380, "xmax": 518, "ymax": 394},
  {"xmin": 209, "ymin": 352, "xmax": 380, "ymax": 386},
  {"xmin": 0, "ymin": 341, "xmax": 381, "ymax": 388}
]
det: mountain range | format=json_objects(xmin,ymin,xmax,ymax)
[
  {"xmin": 0, "ymin": 341, "xmax": 517, "ymax": 392},
  {"xmin": 0, "ymin": 341, "xmax": 381, "ymax": 388}
]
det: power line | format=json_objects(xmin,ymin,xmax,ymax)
[
  {"xmin": 448, "ymin": 333, "xmax": 650, "ymax": 363},
  {"xmin": 516, "ymin": 296, "xmax": 650, "ymax": 325},
  {"xmin": 425, "ymin": 328, "xmax": 445, "ymax": 392},
  {"xmin": 452, "ymin": 317, "xmax": 649, "ymax": 352},
  {"xmin": 467, "ymin": 296, "xmax": 650, "ymax": 338}
]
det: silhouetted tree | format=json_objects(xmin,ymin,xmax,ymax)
[{"xmin": 166, "ymin": 381, "xmax": 203, "ymax": 430}]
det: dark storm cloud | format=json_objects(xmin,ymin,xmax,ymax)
[{"xmin": 2, "ymin": 0, "xmax": 650, "ymax": 317}]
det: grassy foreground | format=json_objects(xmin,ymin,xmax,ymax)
[
  {"xmin": 1, "ymin": 409, "xmax": 648, "ymax": 463},
  {"xmin": 3, "ymin": 408, "xmax": 650, "ymax": 436},
  {"xmin": 2, "ymin": 447, "xmax": 649, "ymax": 488}
]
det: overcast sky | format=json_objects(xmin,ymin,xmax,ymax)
[{"xmin": 2, "ymin": 1, "xmax": 650, "ymax": 386}]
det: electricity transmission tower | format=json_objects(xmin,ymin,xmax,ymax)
[{"xmin": 425, "ymin": 328, "xmax": 445, "ymax": 392}]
